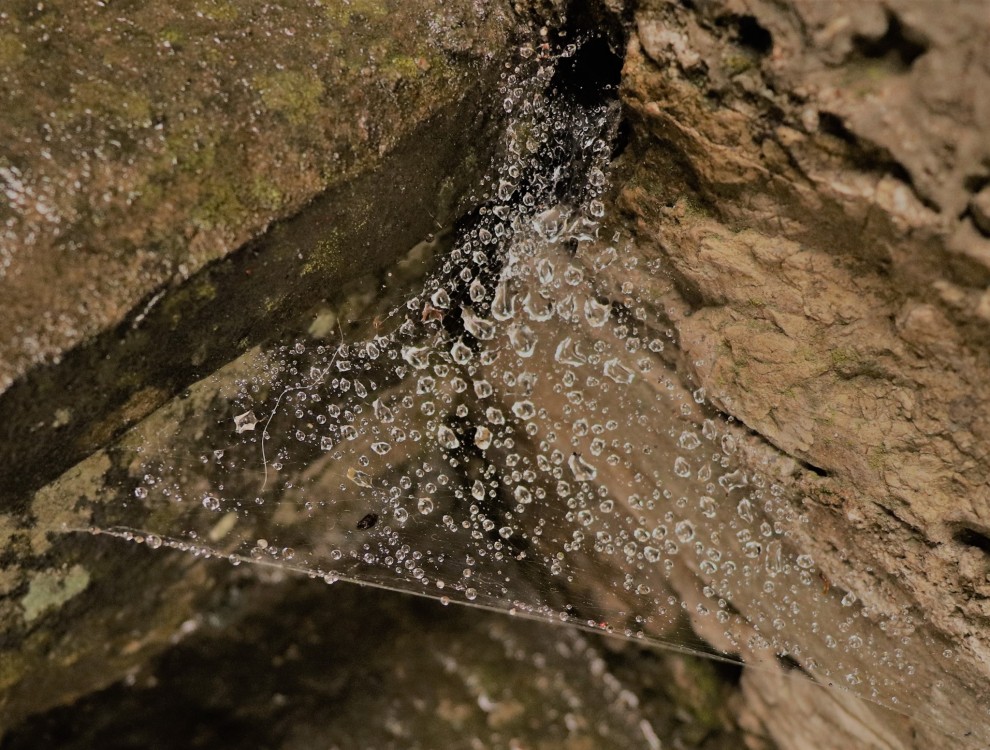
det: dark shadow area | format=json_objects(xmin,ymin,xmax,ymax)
[
  {"xmin": 1, "ymin": 576, "xmax": 751, "ymax": 750},
  {"xmin": 720, "ymin": 14, "xmax": 773, "ymax": 56},
  {"xmin": 852, "ymin": 11, "xmax": 928, "ymax": 70},
  {"xmin": 953, "ymin": 523, "xmax": 990, "ymax": 556}
]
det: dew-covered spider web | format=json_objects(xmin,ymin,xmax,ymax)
[{"xmin": 79, "ymin": 35, "xmax": 988, "ymax": 744}]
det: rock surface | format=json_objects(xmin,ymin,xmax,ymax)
[
  {"xmin": 617, "ymin": 0, "xmax": 990, "ymax": 745},
  {"xmin": 3, "ymin": 0, "xmax": 990, "ymax": 748},
  {"xmin": 0, "ymin": 0, "xmax": 523, "ymax": 733},
  {"xmin": 0, "ymin": 0, "xmax": 515, "ymax": 512}
]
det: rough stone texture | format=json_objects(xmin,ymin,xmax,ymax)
[
  {"xmin": 616, "ymin": 0, "xmax": 990, "ymax": 745},
  {"xmin": 0, "ymin": 0, "xmax": 521, "ymax": 734},
  {"xmin": 0, "ymin": 0, "xmax": 512, "ymax": 391},
  {"xmin": 4, "ymin": 0, "xmax": 990, "ymax": 747},
  {"xmin": 1, "ymin": 575, "xmax": 751, "ymax": 749},
  {"xmin": 0, "ymin": 0, "xmax": 517, "ymax": 511}
]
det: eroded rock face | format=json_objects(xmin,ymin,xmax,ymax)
[
  {"xmin": 618, "ymin": 0, "xmax": 990, "ymax": 745},
  {"xmin": 0, "ymin": 0, "xmax": 518, "ymax": 512},
  {"xmin": 3, "ymin": 0, "xmax": 990, "ymax": 748},
  {"xmin": 0, "ymin": 0, "xmax": 525, "ymax": 732},
  {"xmin": 0, "ymin": 0, "xmax": 515, "ymax": 393}
]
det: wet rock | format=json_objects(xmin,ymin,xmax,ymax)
[
  {"xmin": 0, "ymin": 0, "xmax": 522, "ymax": 732},
  {"xmin": 4, "ymin": 1, "xmax": 990, "ymax": 749},
  {"xmin": 0, "ymin": 0, "xmax": 517, "ymax": 511}
]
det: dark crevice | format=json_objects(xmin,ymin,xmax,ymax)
[
  {"xmin": 953, "ymin": 524, "xmax": 990, "ymax": 556},
  {"xmin": 797, "ymin": 459, "xmax": 829, "ymax": 478},
  {"xmin": 712, "ymin": 657, "xmax": 743, "ymax": 686},
  {"xmin": 732, "ymin": 15, "xmax": 773, "ymax": 56},
  {"xmin": 963, "ymin": 173, "xmax": 990, "ymax": 195},
  {"xmin": 852, "ymin": 11, "xmax": 928, "ymax": 70},
  {"xmin": 873, "ymin": 502, "xmax": 925, "ymax": 538},
  {"xmin": 817, "ymin": 111, "xmax": 857, "ymax": 145},
  {"xmin": 714, "ymin": 13, "xmax": 773, "ymax": 56},
  {"xmin": 549, "ymin": 30, "xmax": 624, "ymax": 110},
  {"xmin": 439, "ymin": 18, "xmax": 627, "ymax": 337},
  {"xmin": 818, "ymin": 110, "xmax": 936, "ymax": 210},
  {"xmin": 611, "ymin": 116, "xmax": 632, "ymax": 159},
  {"xmin": 737, "ymin": 425, "xmax": 830, "ymax": 478},
  {"xmin": 777, "ymin": 653, "xmax": 810, "ymax": 676}
]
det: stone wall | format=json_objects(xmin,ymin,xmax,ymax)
[{"xmin": 3, "ymin": 0, "xmax": 989, "ymax": 747}]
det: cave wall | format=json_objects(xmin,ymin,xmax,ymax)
[
  {"xmin": 616, "ymin": 0, "xmax": 990, "ymax": 745},
  {"xmin": 2, "ymin": 0, "xmax": 990, "ymax": 747}
]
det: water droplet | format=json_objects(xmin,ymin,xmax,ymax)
[
  {"xmin": 673, "ymin": 457, "xmax": 691, "ymax": 478},
  {"xmin": 348, "ymin": 468, "xmax": 373, "ymax": 488},
  {"xmin": 737, "ymin": 498, "xmax": 754, "ymax": 522},
  {"xmin": 591, "ymin": 246, "xmax": 616, "ymax": 271},
  {"xmin": 474, "ymin": 426, "xmax": 493, "ymax": 450},
  {"xmin": 202, "ymin": 495, "xmax": 221, "ymax": 512},
  {"xmin": 418, "ymin": 497, "xmax": 434, "ymax": 515},
  {"xmin": 603, "ymin": 358, "xmax": 634, "ymax": 384},
  {"xmin": 437, "ymin": 425, "xmax": 460, "ymax": 449},
  {"xmin": 536, "ymin": 258, "xmax": 555, "ymax": 283},
  {"xmin": 719, "ymin": 469, "xmax": 747, "ymax": 491},
  {"xmin": 234, "ymin": 410, "xmax": 258, "ymax": 433},
  {"xmin": 373, "ymin": 398, "xmax": 394, "ymax": 423},
  {"xmin": 402, "ymin": 345, "xmax": 431, "ymax": 369},
  {"xmin": 461, "ymin": 307, "xmax": 496, "ymax": 340},
  {"xmin": 492, "ymin": 283, "xmax": 516, "ymax": 321},
  {"xmin": 512, "ymin": 400, "xmax": 536, "ymax": 420},
  {"xmin": 584, "ymin": 298, "xmax": 610, "ymax": 327},
  {"xmin": 522, "ymin": 291, "xmax": 553, "ymax": 322},
  {"xmin": 469, "ymin": 279, "xmax": 487, "ymax": 303},
  {"xmin": 564, "ymin": 266, "xmax": 584, "ymax": 286},
  {"xmin": 698, "ymin": 495, "xmax": 717, "ymax": 518},
  {"xmin": 674, "ymin": 520, "xmax": 695, "ymax": 543},
  {"xmin": 508, "ymin": 323, "xmax": 537, "ymax": 357},
  {"xmin": 451, "ymin": 339, "xmax": 473, "ymax": 364},
  {"xmin": 721, "ymin": 434, "xmax": 737, "ymax": 454},
  {"xmin": 431, "ymin": 289, "xmax": 451, "ymax": 309},
  {"xmin": 568, "ymin": 453, "xmax": 597, "ymax": 481},
  {"xmin": 555, "ymin": 337, "xmax": 587, "ymax": 367}
]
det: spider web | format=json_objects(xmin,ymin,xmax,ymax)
[{"xmin": 81, "ymin": 37, "xmax": 989, "ymax": 745}]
